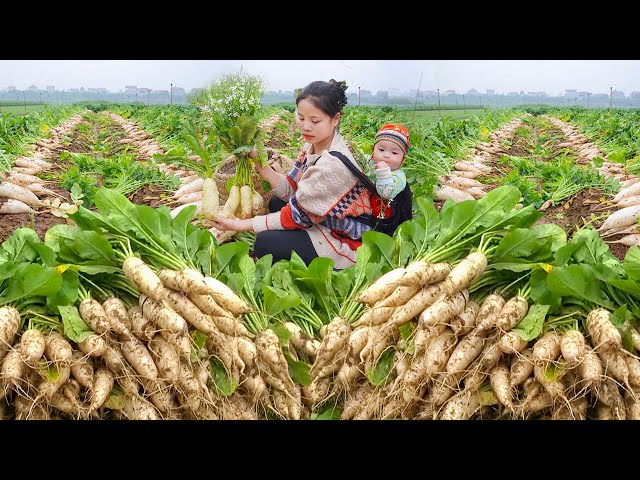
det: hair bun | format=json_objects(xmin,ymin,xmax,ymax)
[{"xmin": 329, "ymin": 79, "xmax": 348, "ymax": 92}]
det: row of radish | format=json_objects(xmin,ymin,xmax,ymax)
[
  {"xmin": 0, "ymin": 113, "xmax": 86, "ymax": 215},
  {"xmin": 542, "ymin": 114, "xmax": 640, "ymax": 247},
  {"xmin": 303, "ymin": 251, "xmax": 640, "ymax": 419},
  {"xmin": 544, "ymin": 115, "xmax": 607, "ymax": 164},
  {"xmin": 435, "ymin": 117, "xmax": 526, "ymax": 203},
  {"xmin": 3, "ymin": 245, "xmax": 640, "ymax": 419},
  {"xmin": 0, "ymin": 256, "xmax": 324, "ymax": 420},
  {"xmin": 545, "ymin": 116, "xmax": 640, "ymax": 247},
  {"xmin": 105, "ymin": 112, "xmax": 168, "ymax": 161}
]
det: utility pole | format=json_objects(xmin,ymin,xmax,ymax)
[
  {"xmin": 587, "ymin": 92, "xmax": 591, "ymax": 109},
  {"xmin": 147, "ymin": 89, "xmax": 150, "ymax": 106},
  {"xmin": 437, "ymin": 88, "xmax": 441, "ymax": 117},
  {"xmin": 609, "ymin": 86, "xmax": 613, "ymax": 110},
  {"xmin": 358, "ymin": 86, "xmax": 361, "ymax": 107},
  {"xmin": 413, "ymin": 71, "xmax": 423, "ymax": 111},
  {"xmin": 463, "ymin": 94, "xmax": 466, "ymax": 114}
]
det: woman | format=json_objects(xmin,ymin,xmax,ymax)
[{"xmin": 210, "ymin": 79, "xmax": 374, "ymax": 270}]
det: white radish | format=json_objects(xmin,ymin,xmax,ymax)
[
  {"xmin": 251, "ymin": 191, "xmax": 264, "ymax": 215},
  {"xmin": 435, "ymin": 185, "xmax": 474, "ymax": 202},
  {"xmin": 222, "ymin": 185, "xmax": 241, "ymax": 218},
  {"xmin": 613, "ymin": 182, "xmax": 640, "ymax": 203},
  {"xmin": 615, "ymin": 194, "xmax": 640, "ymax": 209},
  {"xmin": 170, "ymin": 200, "xmax": 202, "ymax": 218},
  {"xmin": 0, "ymin": 182, "xmax": 42, "ymax": 206},
  {"xmin": 609, "ymin": 234, "xmax": 640, "ymax": 246},
  {"xmin": 239, "ymin": 185, "xmax": 253, "ymax": 219},
  {"xmin": 171, "ymin": 178, "xmax": 203, "ymax": 198},
  {"xmin": 598, "ymin": 205, "xmax": 640, "ymax": 232},
  {"xmin": 202, "ymin": 178, "xmax": 219, "ymax": 221},
  {"xmin": 2, "ymin": 172, "xmax": 43, "ymax": 186},
  {"xmin": 174, "ymin": 191, "xmax": 203, "ymax": 205}
]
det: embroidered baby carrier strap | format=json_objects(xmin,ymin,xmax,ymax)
[{"xmin": 327, "ymin": 150, "xmax": 412, "ymax": 236}]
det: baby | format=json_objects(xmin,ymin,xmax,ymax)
[{"xmin": 369, "ymin": 123, "xmax": 410, "ymax": 200}]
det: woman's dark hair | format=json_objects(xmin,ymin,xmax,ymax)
[{"xmin": 296, "ymin": 79, "xmax": 348, "ymax": 117}]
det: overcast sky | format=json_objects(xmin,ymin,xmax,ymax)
[{"xmin": 1, "ymin": 60, "xmax": 638, "ymax": 95}]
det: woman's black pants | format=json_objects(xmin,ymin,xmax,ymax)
[{"xmin": 253, "ymin": 196, "xmax": 318, "ymax": 265}]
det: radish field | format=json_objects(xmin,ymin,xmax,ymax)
[{"xmin": 0, "ymin": 102, "xmax": 640, "ymax": 420}]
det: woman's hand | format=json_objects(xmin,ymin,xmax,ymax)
[
  {"xmin": 209, "ymin": 215, "xmax": 254, "ymax": 233},
  {"xmin": 248, "ymin": 147, "xmax": 259, "ymax": 159}
]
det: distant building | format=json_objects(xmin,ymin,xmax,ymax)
[
  {"xmin": 630, "ymin": 91, "xmax": 640, "ymax": 99},
  {"xmin": 124, "ymin": 85, "xmax": 138, "ymax": 95},
  {"xmin": 46, "ymin": 85, "xmax": 55, "ymax": 92},
  {"xmin": 564, "ymin": 89, "xmax": 578, "ymax": 98},
  {"xmin": 612, "ymin": 90, "xmax": 625, "ymax": 99},
  {"xmin": 27, "ymin": 85, "xmax": 38, "ymax": 91},
  {"xmin": 485, "ymin": 89, "xmax": 495, "ymax": 95},
  {"xmin": 466, "ymin": 89, "xmax": 479, "ymax": 95},
  {"xmin": 444, "ymin": 90, "xmax": 456, "ymax": 95}
]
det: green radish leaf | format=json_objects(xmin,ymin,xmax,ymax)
[
  {"xmin": 45, "ymin": 224, "xmax": 80, "ymax": 253},
  {"xmin": 610, "ymin": 305, "xmax": 630, "ymax": 327},
  {"xmin": 396, "ymin": 221, "xmax": 419, "ymax": 267},
  {"xmin": 355, "ymin": 244, "xmax": 373, "ymax": 280},
  {"xmin": 252, "ymin": 254, "xmax": 273, "ymax": 293},
  {"xmin": 532, "ymin": 224, "xmax": 567, "ymax": 253},
  {"xmin": 38, "ymin": 361, "xmax": 62, "ymax": 383},
  {"xmin": 72, "ymin": 231, "xmax": 117, "ymax": 265},
  {"xmin": 543, "ymin": 362, "xmax": 564, "ymax": 382},
  {"xmin": 366, "ymin": 347, "xmax": 395, "ymax": 386},
  {"xmin": 478, "ymin": 389, "xmax": 499, "ymax": 406},
  {"xmin": 136, "ymin": 205, "xmax": 172, "ymax": 251},
  {"xmin": 209, "ymin": 357, "xmax": 237, "ymax": 397},
  {"xmin": 311, "ymin": 405, "xmax": 341, "ymax": 420},
  {"xmin": 0, "ymin": 264, "xmax": 62, "ymax": 304},
  {"xmin": 66, "ymin": 265, "xmax": 121, "ymax": 275},
  {"xmin": 332, "ymin": 267, "xmax": 355, "ymax": 302},
  {"xmin": 271, "ymin": 323, "xmax": 292, "ymax": 344},
  {"xmin": 362, "ymin": 231, "xmax": 395, "ymax": 268},
  {"xmin": 623, "ymin": 246, "xmax": 640, "ymax": 282},
  {"xmin": 264, "ymin": 286, "xmax": 300, "ymax": 316},
  {"xmin": 416, "ymin": 196, "xmax": 440, "ymax": 245},
  {"xmin": 171, "ymin": 205, "xmax": 198, "ymax": 254},
  {"xmin": 547, "ymin": 264, "xmax": 612, "ymax": 309},
  {"xmin": 0, "ymin": 228, "xmax": 40, "ymax": 263},
  {"xmin": 190, "ymin": 330, "xmax": 208, "ymax": 363},
  {"xmin": 47, "ymin": 269, "xmax": 79, "ymax": 308},
  {"xmin": 530, "ymin": 269, "xmax": 562, "ymax": 312},
  {"xmin": 58, "ymin": 304, "xmax": 93, "ymax": 343},
  {"xmin": 29, "ymin": 241, "xmax": 57, "ymax": 267},
  {"xmin": 214, "ymin": 241, "xmax": 249, "ymax": 277},
  {"xmin": 608, "ymin": 150, "xmax": 626, "ymax": 163},
  {"xmin": 493, "ymin": 228, "xmax": 546, "ymax": 260},
  {"xmin": 0, "ymin": 261, "xmax": 17, "ymax": 282},
  {"xmin": 283, "ymin": 351, "xmax": 311, "ymax": 386},
  {"xmin": 569, "ymin": 229, "xmax": 621, "ymax": 268},
  {"xmin": 398, "ymin": 322, "xmax": 415, "ymax": 344},
  {"xmin": 512, "ymin": 304, "xmax": 550, "ymax": 341}
]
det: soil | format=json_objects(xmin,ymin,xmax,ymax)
[
  {"xmin": 0, "ymin": 183, "xmax": 75, "ymax": 243},
  {"xmin": 127, "ymin": 184, "xmax": 167, "ymax": 208},
  {"xmin": 263, "ymin": 117, "xmax": 299, "ymax": 153},
  {"xmin": 533, "ymin": 188, "xmax": 632, "ymax": 260},
  {"xmin": 0, "ymin": 209, "xmax": 69, "ymax": 243}
]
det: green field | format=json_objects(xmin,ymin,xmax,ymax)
[
  {"xmin": 0, "ymin": 104, "xmax": 47, "ymax": 115},
  {"xmin": 395, "ymin": 108, "xmax": 485, "ymax": 126}
]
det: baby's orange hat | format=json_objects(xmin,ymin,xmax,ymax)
[{"xmin": 374, "ymin": 123, "xmax": 411, "ymax": 154}]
